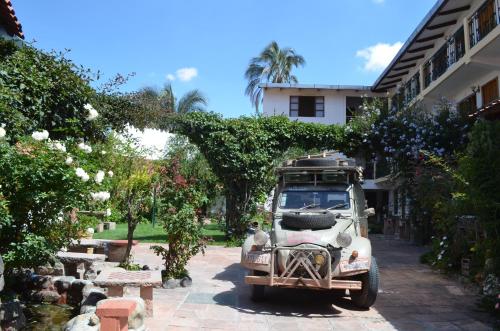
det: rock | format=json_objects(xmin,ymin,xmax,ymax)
[
  {"xmin": 163, "ymin": 278, "xmax": 180, "ymax": 289},
  {"xmin": 483, "ymin": 274, "xmax": 500, "ymax": 296},
  {"xmin": 81, "ymin": 290, "xmax": 107, "ymax": 309},
  {"xmin": 33, "ymin": 290, "xmax": 61, "ymax": 304},
  {"xmin": 54, "ymin": 276, "xmax": 75, "ymax": 293},
  {"xmin": 96, "ymin": 297, "xmax": 145, "ymax": 330},
  {"xmin": 0, "ymin": 300, "xmax": 27, "ymax": 331},
  {"xmin": 142, "ymin": 265, "xmax": 150, "ymax": 271},
  {"xmin": 83, "ymin": 265, "xmax": 97, "ymax": 281},
  {"xmin": 68, "ymin": 280, "xmax": 92, "ymax": 305},
  {"xmin": 53, "ymin": 260, "xmax": 65, "ymax": 276},
  {"xmin": 79, "ymin": 304, "xmax": 97, "ymax": 315},
  {"xmin": 63, "ymin": 312, "xmax": 99, "ymax": 331},
  {"xmin": 180, "ymin": 275, "xmax": 193, "ymax": 287},
  {"xmin": 35, "ymin": 264, "xmax": 54, "ymax": 276},
  {"xmin": 31, "ymin": 275, "xmax": 53, "ymax": 290}
]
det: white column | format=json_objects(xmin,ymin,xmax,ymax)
[{"xmin": 463, "ymin": 17, "xmax": 471, "ymax": 52}]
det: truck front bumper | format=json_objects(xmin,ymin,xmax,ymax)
[{"xmin": 244, "ymin": 246, "xmax": 362, "ymax": 290}]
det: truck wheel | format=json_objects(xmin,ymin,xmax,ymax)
[
  {"xmin": 250, "ymin": 271, "xmax": 266, "ymax": 302},
  {"xmin": 350, "ymin": 257, "xmax": 379, "ymax": 309}
]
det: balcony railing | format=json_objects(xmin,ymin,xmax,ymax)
[
  {"xmin": 469, "ymin": 0, "xmax": 499, "ymax": 47},
  {"xmin": 423, "ymin": 26, "xmax": 466, "ymax": 89}
]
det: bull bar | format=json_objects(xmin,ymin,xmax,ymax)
[{"xmin": 245, "ymin": 246, "xmax": 362, "ymax": 290}]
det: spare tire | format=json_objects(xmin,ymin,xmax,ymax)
[
  {"xmin": 282, "ymin": 212, "xmax": 336, "ymax": 230},
  {"xmin": 295, "ymin": 158, "xmax": 337, "ymax": 167}
]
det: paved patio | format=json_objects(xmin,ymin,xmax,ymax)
[{"xmin": 126, "ymin": 236, "xmax": 494, "ymax": 331}]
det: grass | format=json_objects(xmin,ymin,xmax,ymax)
[{"xmin": 93, "ymin": 222, "xmax": 227, "ymax": 245}]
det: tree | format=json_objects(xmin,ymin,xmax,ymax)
[
  {"xmin": 244, "ymin": 41, "xmax": 305, "ymax": 113},
  {"xmin": 110, "ymin": 137, "xmax": 157, "ymax": 263},
  {"xmin": 133, "ymin": 84, "xmax": 207, "ymax": 117},
  {"xmin": 0, "ymin": 40, "xmax": 145, "ymax": 141}
]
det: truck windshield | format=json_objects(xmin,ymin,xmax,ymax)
[{"xmin": 279, "ymin": 190, "xmax": 350, "ymax": 210}]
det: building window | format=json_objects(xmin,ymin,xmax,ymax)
[
  {"xmin": 346, "ymin": 96, "xmax": 372, "ymax": 123},
  {"xmin": 404, "ymin": 72, "xmax": 420, "ymax": 105},
  {"xmin": 458, "ymin": 94, "xmax": 477, "ymax": 116},
  {"xmin": 482, "ymin": 78, "xmax": 499, "ymax": 106},
  {"xmin": 290, "ymin": 96, "xmax": 325, "ymax": 117}
]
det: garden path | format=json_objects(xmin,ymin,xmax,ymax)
[{"xmin": 126, "ymin": 237, "xmax": 494, "ymax": 331}]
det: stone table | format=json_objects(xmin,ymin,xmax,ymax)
[
  {"xmin": 93, "ymin": 269, "xmax": 162, "ymax": 317},
  {"xmin": 56, "ymin": 252, "xmax": 106, "ymax": 279},
  {"xmin": 68, "ymin": 239, "xmax": 107, "ymax": 255}
]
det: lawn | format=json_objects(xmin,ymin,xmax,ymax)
[{"xmin": 93, "ymin": 222, "xmax": 227, "ymax": 245}]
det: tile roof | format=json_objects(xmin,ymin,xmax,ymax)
[{"xmin": 0, "ymin": 0, "xmax": 23, "ymax": 39}]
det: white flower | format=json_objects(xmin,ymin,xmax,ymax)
[
  {"xmin": 87, "ymin": 228, "xmax": 95, "ymax": 235},
  {"xmin": 49, "ymin": 141, "xmax": 66, "ymax": 153},
  {"xmin": 90, "ymin": 191, "xmax": 110, "ymax": 202},
  {"xmin": 32, "ymin": 130, "xmax": 49, "ymax": 141},
  {"xmin": 85, "ymin": 103, "xmax": 99, "ymax": 121},
  {"xmin": 107, "ymin": 170, "xmax": 114, "ymax": 178},
  {"xmin": 442, "ymin": 236, "xmax": 447, "ymax": 240},
  {"xmin": 440, "ymin": 241, "xmax": 444, "ymax": 246},
  {"xmin": 437, "ymin": 254, "xmax": 442, "ymax": 260},
  {"xmin": 101, "ymin": 150, "xmax": 107, "ymax": 155},
  {"xmin": 0, "ymin": 127, "xmax": 6, "ymax": 139},
  {"xmin": 65, "ymin": 156, "xmax": 73, "ymax": 165},
  {"xmin": 77, "ymin": 142, "xmax": 92, "ymax": 154},
  {"xmin": 106, "ymin": 208, "xmax": 111, "ymax": 217},
  {"xmin": 95, "ymin": 170, "xmax": 105, "ymax": 184},
  {"xmin": 75, "ymin": 167, "xmax": 90, "ymax": 182}
]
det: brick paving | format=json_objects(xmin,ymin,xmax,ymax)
[{"xmin": 126, "ymin": 236, "xmax": 494, "ymax": 331}]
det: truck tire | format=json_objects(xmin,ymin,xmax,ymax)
[
  {"xmin": 250, "ymin": 270, "xmax": 266, "ymax": 301},
  {"xmin": 350, "ymin": 257, "xmax": 379, "ymax": 309},
  {"xmin": 295, "ymin": 158, "xmax": 337, "ymax": 167},
  {"xmin": 282, "ymin": 212, "xmax": 336, "ymax": 230}
]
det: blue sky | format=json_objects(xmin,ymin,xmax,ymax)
[{"xmin": 14, "ymin": 0, "xmax": 436, "ymax": 118}]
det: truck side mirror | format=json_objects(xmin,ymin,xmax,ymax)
[{"xmin": 364, "ymin": 208, "xmax": 375, "ymax": 217}]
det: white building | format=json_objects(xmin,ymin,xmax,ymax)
[
  {"xmin": 261, "ymin": 83, "xmax": 386, "ymax": 125},
  {"xmin": 374, "ymin": 0, "xmax": 500, "ymax": 119},
  {"xmin": 261, "ymin": 0, "xmax": 500, "ymax": 238}
]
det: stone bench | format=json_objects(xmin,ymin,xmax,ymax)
[
  {"xmin": 57, "ymin": 252, "xmax": 106, "ymax": 279},
  {"xmin": 94, "ymin": 269, "xmax": 162, "ymax": 317}
]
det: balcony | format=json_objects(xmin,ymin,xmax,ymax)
[
  {"xmin": 469, "ymin": 0, "xmax": 500, "ymax": 47},
  {"xmin": 423, "ymin": 26, "xmax": 466, "ymax": 89}
]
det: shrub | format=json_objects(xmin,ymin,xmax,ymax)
[
  {"xmin": 0, "ymin": 138, "xmax": 92, "ymax": 269},
  {"xmin": 151, "ymin": 158, "xmax": 207, "ymax": 280}
]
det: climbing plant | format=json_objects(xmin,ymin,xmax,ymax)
[{"xmin": 171, "ymin": 111, "xmax": 360, "ymax": 237}]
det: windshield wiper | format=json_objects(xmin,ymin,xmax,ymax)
[
  {"xmin": 298, "ymin": 203, "xmax": 320, "ymax": 210},
  {"xmin": 326, "ymin": 203, "xmax": 348, "ymax": 210}
]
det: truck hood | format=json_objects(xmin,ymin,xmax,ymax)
[{"xmin": 272, "ymin": 216, "xmax": 354, "ymax": 248}]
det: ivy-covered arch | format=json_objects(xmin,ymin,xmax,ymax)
[{"xmin": 172, "ymin": 111, "xmax": 362, "ymax": 236}]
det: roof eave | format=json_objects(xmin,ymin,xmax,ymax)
[{"xmin": 372, "ymin": 0, "xmax": 449, "ymax": 90}]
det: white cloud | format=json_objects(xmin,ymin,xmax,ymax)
[
  {"xmin": 356, "ymin": 42, "xmax": 403, "ymax": 72},
  {"xmin": 373, "ymin": 0, "xmax": 385, "ymax": 3},
  {"xmin": 176, "ymin": 67, "xmax": 198, "ymax": 82},
  {"xmin": 166, "ymin": 73, "xmax": 175, "ymax": 81}
]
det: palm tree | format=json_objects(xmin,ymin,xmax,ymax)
[
  {"xmin": 245, "ymin": 41, "xmax": 306, "ymax": 113},
  {"xmin": 135, "ymin": 84, "xmax": 207, "ymax": 115}
]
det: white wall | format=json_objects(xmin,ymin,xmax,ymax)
[{"xmin": 262, "ymin": 88, "xmax": 383, "ymax": 125}]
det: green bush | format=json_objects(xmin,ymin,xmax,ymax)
[
  {"xmin": 152, "ymin": 158, "xmax": 207, "ymax": 280},
  {"xmin": 0, "ymin": 138, "xmax": 93, "ymax": 269}
]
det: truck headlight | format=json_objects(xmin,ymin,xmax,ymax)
[
  {"xmin": 336, "ymin": 233, "xmax": 352, "ymax": 248},
  {"xmin": 254, "ymin": 230, "xmax": 269, "ymax": 246}
]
